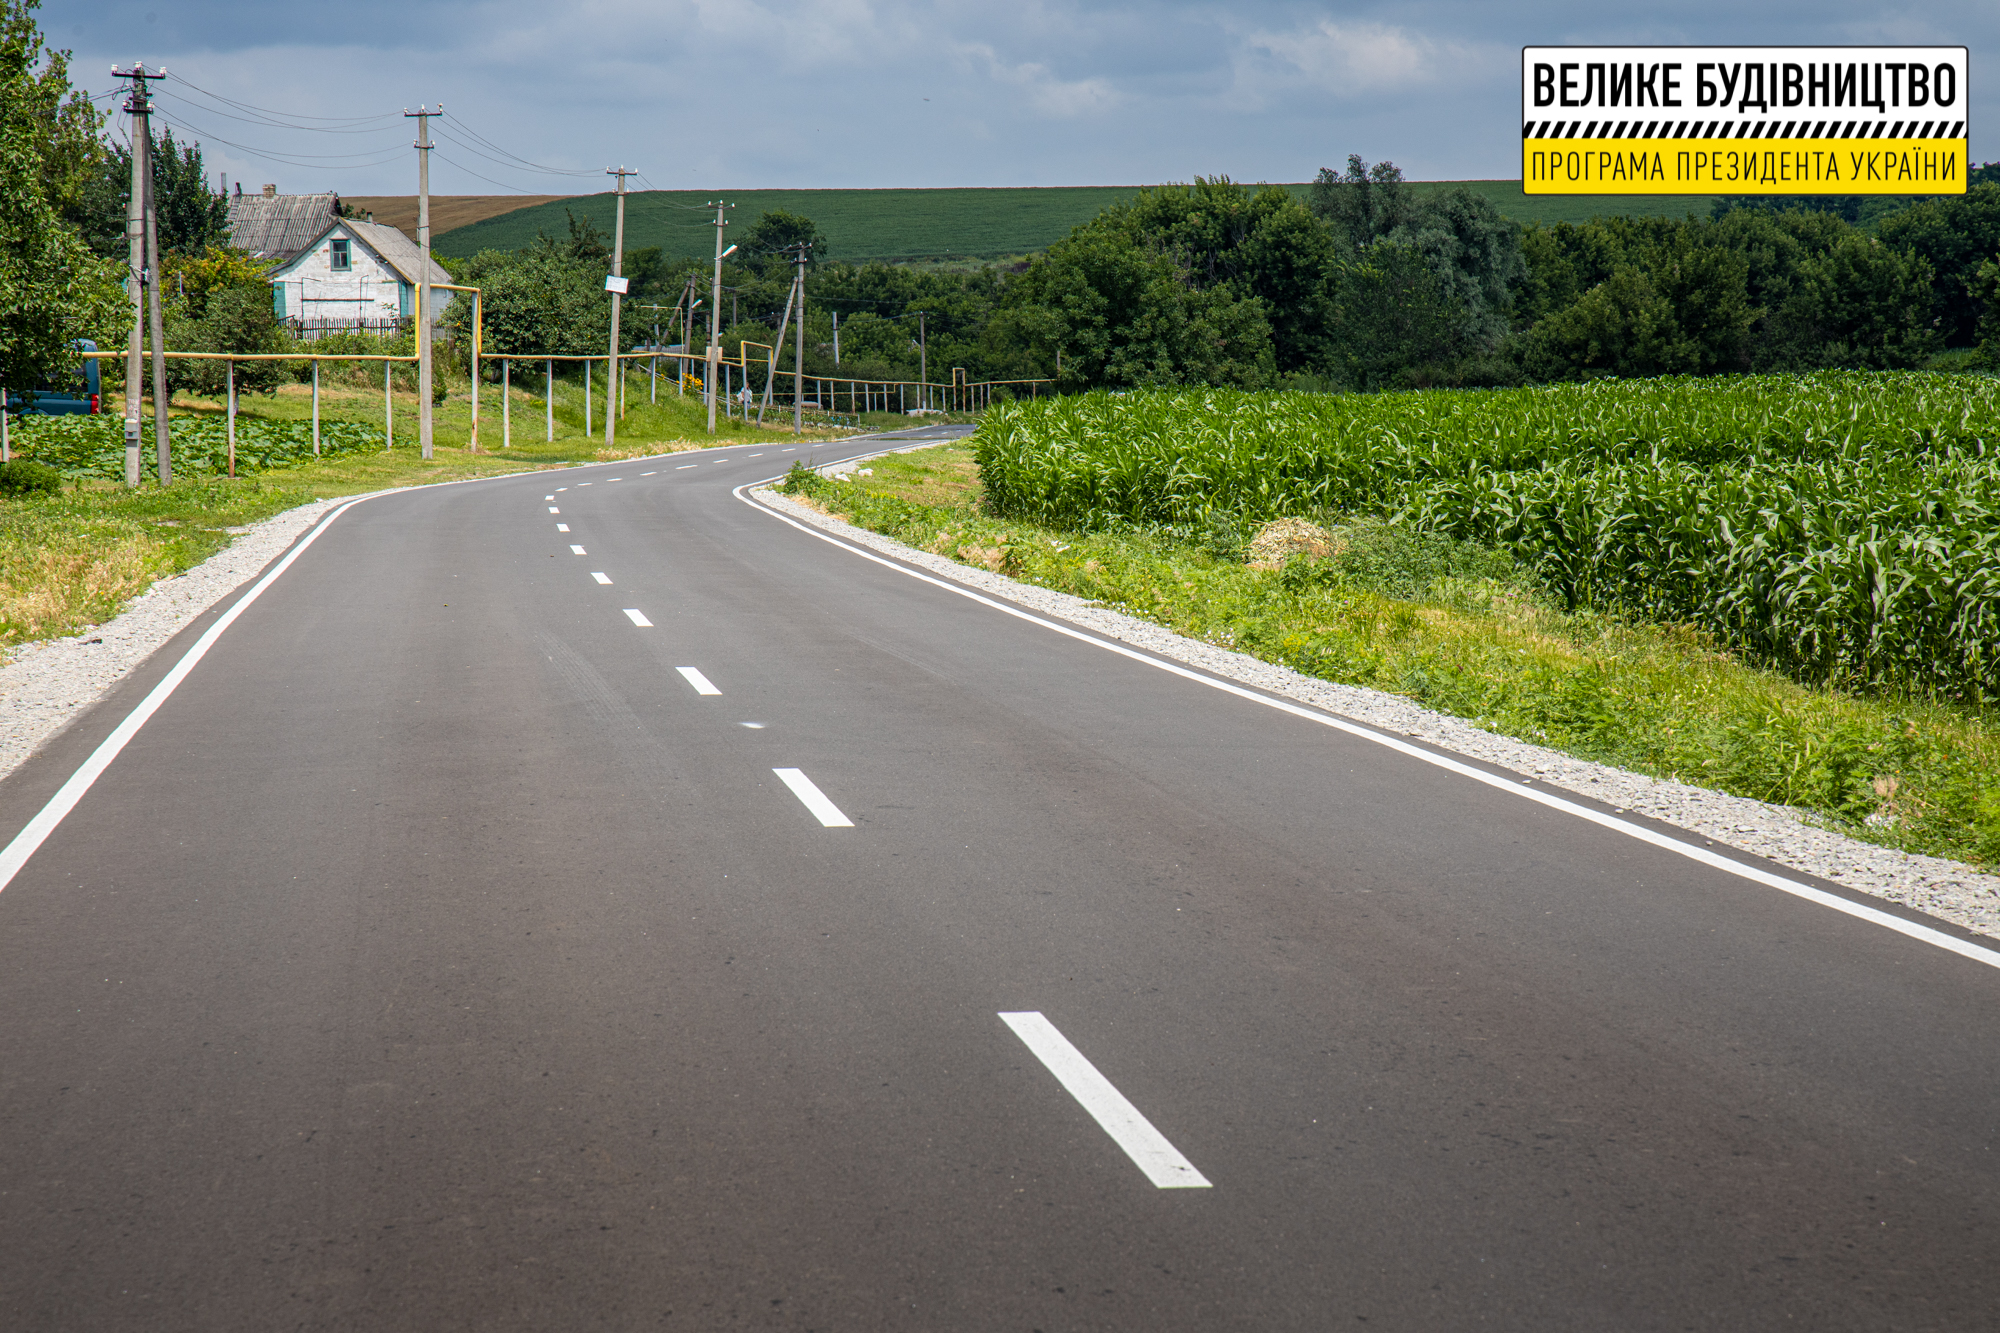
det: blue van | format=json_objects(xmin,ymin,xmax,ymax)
[{"xmin": 3, "ymin": 340, "xmax": 103, "ymax": 416}]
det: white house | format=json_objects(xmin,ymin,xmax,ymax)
[{"xmin": 266, "ymin": 218, "xmax": 454, "ymax": 338}]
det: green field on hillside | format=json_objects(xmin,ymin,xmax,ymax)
[{"xmin": 434, "ymin": 182, "xmax": 1722, "ymax": 262}]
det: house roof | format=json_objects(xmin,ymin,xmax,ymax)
[
  {"xmin": 266, "ymin": 218, "xmax": 454, "ymax": 289},
  {"xmin": 226, "ymin": 192, "xmax": 340, "ymax": 261}
]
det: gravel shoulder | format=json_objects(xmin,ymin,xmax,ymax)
[
  {"xmin": 755, "ymin": 481, "xmax": 2000, "ymax": 943},
  {"xmin": 0, "ymin": 495, "xmax": 363, "ymax": 779}
]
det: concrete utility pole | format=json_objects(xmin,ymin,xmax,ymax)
[
  {"xmin": 112, "ymin": 63, "xmax": 167, "ymax": 487},
  {"xmin": 915, "ymin": 310, "xmax": 929, "ymax": 411},
  {"xmin": 793, "ymin": 243, "xmax": 808, "ymax": 435},
  {"xmin": 404, "ymin": 104, "xmax": 438, "ymax": 459},
  {"xmin": 706, "ymin": 200, "xmax": 733, "ymax": 435},
  {"xmin": 757, "ymin": 245, "xmax": 802, "ymax": 427},
  {"xmin": 604, "ymin": 166, "xmax": 635, "ymax": 448},
  {"xmin": 144, "ymin": 144, "xmax": 170, "ymax": 484}
]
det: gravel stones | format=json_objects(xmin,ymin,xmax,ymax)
[
  {"xmin": 0, "ymin": 496, "xmax": 351, "ymax": 780},
  {"xmin": 757, "ymin": 484, "xmax": 2000, "ymax": 943}
]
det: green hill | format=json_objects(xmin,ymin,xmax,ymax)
[{"xmin": 433, "ymin": 182, "xmax": 1723, "ymax": 262}]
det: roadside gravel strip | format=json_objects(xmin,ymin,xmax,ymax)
[
  {"xmin": 8, "ymin": 473, "xmax": 1994, "ymax": 947},
  {"xmin": 0, "ymin": 495, "xmax": 356, "ymax": 778},
  {"xmin": 755, "ymin": 480, "xmax": 2000, "ymax": 943}
]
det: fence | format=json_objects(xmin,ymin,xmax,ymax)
[{"xmin": 42, "ymin": 343, "xmax": 1054, "ymax": 482}]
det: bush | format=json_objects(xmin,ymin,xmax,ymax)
[{"xmin": 0, "ymin": 459, "xmax": 65, "ymax": 495}]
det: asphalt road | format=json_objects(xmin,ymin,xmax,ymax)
[{"xmin": 1, "ymin": 428, "xmax": 1996, "ymax": 1331}]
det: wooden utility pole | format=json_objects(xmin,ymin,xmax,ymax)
[
  {"xmin": 112, "ymin": 63, "xmax": 166, "ymax": 487},
  {"xmin": 404, "ymin": 104, "xmax": 438, "ymax": 458},
  {"xmin": 604, "ymin": 166, "xmax": 635, "ymax": 448},
  {"xmin": 706, "ymin": 201, "xmax": 732, "ymax": 434}
]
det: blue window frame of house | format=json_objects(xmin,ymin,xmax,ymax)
[
  {"xmin": 272, "ymin": 282, "xmax": 286, "ymax": 317},
  {"xmin": 330, "ymin": 238, "xmax": 351, "ymax": 271},
  {"xmin": 399, "ymin": 281, "xmax": 413, "ymax": 318}
]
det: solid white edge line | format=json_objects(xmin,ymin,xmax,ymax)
[
  {"xmin": 676, "ymin": 666, "xmax": 722, "ymax": 696},
  {"xmin": 735, "ymin": 475, "xmax": 2000, "ymax": 975},
  {"xmin": 999, "ymin": 1011, "xmax": 1212, "ymax": 1189},
  {"xmin": 0, "ymin": 498, "xmax": 370, "ymax": 895},
  {"xmin": 623, "ymin": 609, "xmax": 654, "ymax": 627},
  {"xmin": 772, "ymin": 767, "xmax": 853, "ymax": 827}
]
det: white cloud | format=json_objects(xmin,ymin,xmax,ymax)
[
  {"xmin": 956, "ymin": 43, "xmax": 1122, "ymax": 118},
  {"xmin": 1232, "ymin": 19, "xmax": 1460, "ymax": 102}
]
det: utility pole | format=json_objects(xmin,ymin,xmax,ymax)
[
  {"xmin": 604, "ymin": 166, "xmax": 635, "ymax": 448},
  {"xmin": 706, "ymin": 200, "xmax": 733, "ymax": 435},
  {"xmin": 793, "ymin": 243, "xmax": 808, "ymax": 435},
  {"xmin": 144, "ymin": 140, "xmax": 171, "ymax": 483},
  {"xmin": 404, "ymin": 104, "xmax": 439, "ymax": 459},
  {"xmin": 758, "ymin": 243, "xmax": 802, "ymax": 426},
  {"xmin": 915, "ymin": 310, "xmax": 929, "ymax": 411},
  {"xmin": 112, "ymin": 63, "xmax": 166, "ymax": 488}
]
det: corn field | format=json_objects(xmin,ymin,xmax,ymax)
[{"xmin": 975, "ymin": 374, "xmax": 2000, "ymax": 701}]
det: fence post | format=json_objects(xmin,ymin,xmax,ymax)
[
  {"xmin": 546, "ymin": 359, "xmax": 553, "ymax": 442},
  {"xmin": 311, "ymin": 358, "xmax": 320, "ymax": 456},
  {"xmin": 226, "ymin": 360, "xmax": 236, "ymax": 478},
  {"xmin": 384, "ymin": 361, "xmax": 392, "ymax": 450},
  {"xmin": 584, "ymin": 359, "xmax": 592, "ymax": 438},
  {"xmin": 502, "ymin": 359, "xmax": 510, "ymax": 448}
]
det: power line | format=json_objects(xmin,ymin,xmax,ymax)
[
  {"xmin": 153, "ymin": 88, "xmax": 398, "ymax": 136},
  {"xmin": 438, "ymin": 113, "xmax": 599, "ymax": 178},
  {"xmin": 165, "ymin": 74, "xmax": 400, "ymax": 127}
]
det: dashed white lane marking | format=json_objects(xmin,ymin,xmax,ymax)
[
  {"xmin": 548, "ymin": 506, "xmax": 560, "ymax": 513},
  {"xmin": 676, "ymin": 666, "xmax": 722, "ymax": 695},
  {"xmin": 592, "ymin": 572, "xmax": 613, "ymax": 585},
  {"xmin": 675, "ymin": 464, "xmax": 697, "ymax": 470},
  {"xmin": 747, "ymin": 453, "xmax": 762, "ymax": 457},
  {"xmin": 569, "ymin": 544, "xmax": 586, "ymax": 554},
  {"xmin": 641, "ymin": 471, "xmax": 657, "ymax": 476},
  {"xmin": 623, "ymin": 609, "xmax": 653, "ymax": 627},
  {"xmin": 545, "ymin": 494, "xmax": 555, "ymax": 500},
  {"xmin": 556, "ymin": 524, "xmax": 570, "ymax": 532},
  {"xmin": 609, "ymin": 477, "xmax": 623, "ymax": 481},
  {"xmin": 998, "ymin": 1012, "xmax": 1212, "ymax": 1189},
  {"xmin": 781, "ymin": 447, "xmax": 795, "ymax": 451},
  {"xmin": 579, "ymin": 482, "xmax": 593, "ymax": 486},
  {"xmin": 740, "ymin": 721, "xmax": 766, "ymax": 729},
  {"xmin": 557, "ymin": 487, "xmax": 568, "ymax": 491},
  {"xmin": 772, "ymin": 768, "xmax": 853, "ymax": 827}
]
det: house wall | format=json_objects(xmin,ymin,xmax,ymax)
[{"xmin": 271, "ymin": 228, "xmax": 452, "ymax": 333}]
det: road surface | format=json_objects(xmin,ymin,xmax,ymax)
[{"xmin": 1, "ymin": 428, "xmax": 1995, "ymax": 1330}]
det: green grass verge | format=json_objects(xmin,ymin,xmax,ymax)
[
  {"xmin": 0, "ymin": 373, "xmax": 853, "ymax": 653},
  {"xmin": 778, "ymin": 445, "xmax": 2000, "ymax": 872}
]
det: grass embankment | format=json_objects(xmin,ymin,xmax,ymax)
[
  {"xmin": 0, "ymin": 373, "xmax": 853, "ymax": 651},
  {"xmin": 779, "ymin": 445, "xmax": 2000, "ymax": 871}
]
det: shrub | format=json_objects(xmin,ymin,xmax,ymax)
[{"xmin": 0, "ymin": 459, "xmax": 65, "ymax": 495}]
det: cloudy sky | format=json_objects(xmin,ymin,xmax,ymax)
[{"xmin": 48, "ymin": 0, "xmax": 1998, "ymax": 196}]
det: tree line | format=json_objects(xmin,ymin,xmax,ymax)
[{"xmin": 452, "ymin": 159, "xmax": 2000, "ymax": 395}]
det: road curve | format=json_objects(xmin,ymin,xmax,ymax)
[{"xmin": 0, "ymin": 428, "xmax": 1994, "ymax": 1331}]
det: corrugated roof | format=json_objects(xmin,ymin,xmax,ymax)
[
  {"xmin": 265, "ymin": 217, "xmax": 455, "ymax": 292},
  {"xmin": 226, "ymin": 192, "xmax": 340, "ymax": 261},
  {"xmin": 341, "ymin": 218, "xmax": 454, "ymax": 288}
]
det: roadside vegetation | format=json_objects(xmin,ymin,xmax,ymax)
[
  {"xmin": 0, "ymin": 374, "xmax": 848, "ymax": 653},
  {"xmin": 778, "ymin": 428, "xmax": 2000, "ymax": 873}
]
